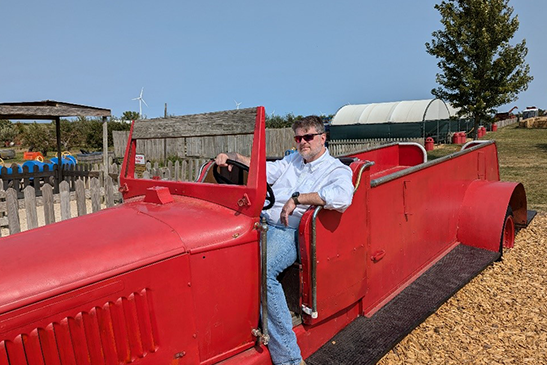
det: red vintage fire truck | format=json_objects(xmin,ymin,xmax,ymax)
[{"xmin": 0, "ymin": 107, "xmax": 530, "ymax": 364}]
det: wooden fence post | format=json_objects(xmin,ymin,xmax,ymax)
[
  {"xmin": 75, "ymin": 179, "xmax": 87, "ymax": 217},
  {"xmin": 90, "ymin": 177, "xmax": 101, "ymax": 213},
  {"xmin": 24, "ymin": 186, "xmax": 39, "ymax": 230},
  {"xmin": 6, "ymin": 188, "xmax": 20, "ymax": 234},
  {"xmin": 175, "ymin": 160, "xmax": 180, "ymax": 181},
  {"xmin": 105, "ymin": 176, "xmax": 114, "ymax": 208},
  {"xmin": 42, "ymin": 183, "xmax": 55, "ymax": 225},
  {"xmin": 60, "ymin": 181, "xmax": 71, "ymax": 221}
]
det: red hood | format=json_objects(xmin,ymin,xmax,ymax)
[{"xmin": 0, "ymin": 195, "xmax": 258, "ymax": 314}]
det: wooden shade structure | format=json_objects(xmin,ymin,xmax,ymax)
[{"xmin": 0, "ymin": 100, "xmax": 111, "ymax": 182}]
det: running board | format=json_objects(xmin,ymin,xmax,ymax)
[
  {"xmin": 306, "ymin": 244, "xmax": 500, "ymax": 365},
  {"xmin": 525, "ymin": 210, "xmax": 537, "ymax": 227}
]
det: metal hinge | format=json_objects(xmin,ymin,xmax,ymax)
[
  {"xmin": 302, "ymin": 305, "xmax": 318, "ymax": 319},
  {"xmin": 252, "ymin": 328, "xmax": 270, "ymax": 345}
]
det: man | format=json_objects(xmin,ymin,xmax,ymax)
[{"xmin": 215, "ymin": 115, "xmax": 354, "ymax": 365}]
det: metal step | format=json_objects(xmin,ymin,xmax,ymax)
[{"xmin": 306, "ymin": 244, "xmax": 500, "ymax": 365}]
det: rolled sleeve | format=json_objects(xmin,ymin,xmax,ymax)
[{"xmin": 317, "ymin": 167, "xmax": 354, "ymax": 212}]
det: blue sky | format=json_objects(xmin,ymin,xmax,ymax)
[{"xmin": 1, "ymin": 0, "xmax": 545, "ymax": 119}]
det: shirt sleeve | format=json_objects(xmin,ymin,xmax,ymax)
[
  {"xmin": 266, "ymin": 155, "xmax": 291, "ymax": 185},
  {"xmin": 317, "ymin": 165, "xmax": 354, "ymax": 212}
]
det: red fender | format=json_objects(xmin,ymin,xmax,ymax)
[{"xmin": 457, "ymin": 181, "xmax": 527, "ymax": 252}]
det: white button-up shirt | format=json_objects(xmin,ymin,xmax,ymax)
[{"xmin": 263, "ymin": 148, "xmax": 354, "ymax": 229}]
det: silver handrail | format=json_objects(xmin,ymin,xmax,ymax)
[{"xmin": 253, "ymin": 218, "xmax": 270, "ymax": 344}]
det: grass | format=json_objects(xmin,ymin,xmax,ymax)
[{"xmin": 427, "ymin": 124, "xmax": 547, "ymax": 211}]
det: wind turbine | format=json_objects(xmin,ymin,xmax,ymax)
[
  {"xmin": 132, "ymin": 87, "xmax": 148, "ymax": 118},
  {"xmin": 234, "ymin": 100, "xmax": 242, "ymax": 109}
]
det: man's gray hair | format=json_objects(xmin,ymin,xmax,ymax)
[{"xmin": 292, "ymin": 115, "xmax": 325, "ymax": 134}]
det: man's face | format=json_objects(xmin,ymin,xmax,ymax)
[{"xmin": 294, "ymin": 126, "xmax": 326, "ymax": 163}]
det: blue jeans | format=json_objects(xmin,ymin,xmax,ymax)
[{"xmin": 265, "ymin": 225, "xmax": 302, "ymax": 365}]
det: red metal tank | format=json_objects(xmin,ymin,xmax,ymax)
[
  {"xmin": 492, "ymin": 123, "xmax": 498, "ymax": 132},
  {"xmin": 452, "ymin": 133, "xmax": 459, "ymax": 144},
  {"xmin": 425, "ymin": 137, "xmax": 434, "ymax": 151}
]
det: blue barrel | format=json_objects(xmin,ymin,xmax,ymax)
[
  {"xmin": 23, "ymin": 160, "xmax": 45, "ymax": 173},
  {"xmin": 50, "ymin": 157, "xmax": 76, "ymax": 166}
]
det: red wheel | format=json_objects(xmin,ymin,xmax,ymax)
[{"xmin": 501, "ymin": 213, "xmax": 515, "ymax": 249}]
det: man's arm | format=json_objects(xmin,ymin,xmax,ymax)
[
  {"xmin": 280, "ymin": 192, "xmax": 325, "ymax": 227},
  {"xmin": 279, "ymin": 165, "xmax": 354, "ymax": 226}
]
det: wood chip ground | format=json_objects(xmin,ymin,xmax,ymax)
[{"xmin": 378, "ymin": 212, "xmax": 547, "ymax": 364}]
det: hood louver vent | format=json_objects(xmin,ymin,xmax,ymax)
[{"xmin": 0, "ymin": 289, "xmax": 157, "ymax": 364}]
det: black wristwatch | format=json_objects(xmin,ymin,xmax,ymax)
[{"xmin": 291, "ymin": 192, "xmax": 300, "ymax": 205}]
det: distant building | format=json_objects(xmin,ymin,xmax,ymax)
[
  {"xmin": 330, "ymin": 99, "xmax": 471, "ymax": 142},
  {"xmin": 522, "ymin": 106, "xmax": 539, "ymax": 120}
]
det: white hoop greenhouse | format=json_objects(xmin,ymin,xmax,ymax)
[{"xmin": 330, "ymin": 99, "xmax": 470, "ymax": 142}]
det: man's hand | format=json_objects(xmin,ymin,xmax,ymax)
[
  {"xmin": 214, "ymin": 152, "xmax": 251, "ymax": 172},
  {"xmin": 280, "ymin": 198, "xmax": 297, "ymax": 227},
  {"xmin": 279, "ymin": 192, "xmax": 326, "ymax": 226},
  {"xmin": 215, "ymin": 153, "xmax": 232, "ymax": 171}
]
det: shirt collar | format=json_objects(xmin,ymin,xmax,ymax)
[{"xmin": 301, "ymin": 148, "xmax": 330, "ymax": 172}]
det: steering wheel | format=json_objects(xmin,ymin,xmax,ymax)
[{"xmin": 213, "ymin": 158, "xmax": 275, "ymax": 210}]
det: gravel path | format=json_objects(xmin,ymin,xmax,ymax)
[{"xmin": 378, "ymin": 212, "xmax": 547, "ymax": 364}]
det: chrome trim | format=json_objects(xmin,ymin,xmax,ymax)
[
  {"xmin": 308, "ymin": 205, "xmax": 323, "ymax": 319},
  {"xmin": 257, "ymin": 218, "xmax": 270, "ymax": 344},
  {"xmin": 353, "ymin": 161, "xmax": 375, "ymax": 192},
  {"xmin": 461, "ymin": 140, "xmax": 490, "ymax": 150}
]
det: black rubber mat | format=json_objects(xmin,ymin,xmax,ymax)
[
  {"xmin": 306, "ymin": 244, "xmax": 500, "ymax": 365},
  {"xmin": 527, "ymin": 210, "xmax": 537, "ymax": 226}
]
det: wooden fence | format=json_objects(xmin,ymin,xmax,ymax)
[
  {"xmin": 0, "ymin": 177, "xmax": 122, "ymax": 237},
  {"xmin": 135, "ymin": 158, "xmax": 211, "ymax": 181},
  {"xmin": 328, "ymin": 137, "xmax": 424, "ymax": 156},
  {"xmin": 0, "ymin": 163, "xmax": 100, "ymax": 199},
  {"xmin": 113, "ymin": 128, "xmax": 295, "ymax": 161},
  {"xmin": 496, "ymin": 118, "xmax": 518, "ymax": 129}
]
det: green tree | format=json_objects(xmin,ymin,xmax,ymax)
[
  {"xmin": 426, "ymin": 0, "xmax": 533, "ymax": 138},
  {"xmin": 59, "ymin": 119, "xmax": 85, "ymax": 150},
  {"xmin": 0, "ymin": 120, "xmax": 17, "ymax": 147},
  {"xmin": 22, "ymin": 122, "xmax": 56, "ymax": 155},
  {"xmin": 121, "ymin": 111, "xmax": 140, "ymax": 121},
  {"xmin": 265, "ymin": 113, "xmax": 304, "ymax": 129}
]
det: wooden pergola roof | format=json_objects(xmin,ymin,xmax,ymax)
[
  {"xmin": 0, "ymin": 100, "xmax": 111, "ymax": 119},
  {"xmin": 0, "ymin": 100, "xmax": 112, "ymax": 183}
]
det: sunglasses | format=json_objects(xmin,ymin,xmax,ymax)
[{"xmin": 294, "ymin": 133, "xmax": 322, "ymax": 143}]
